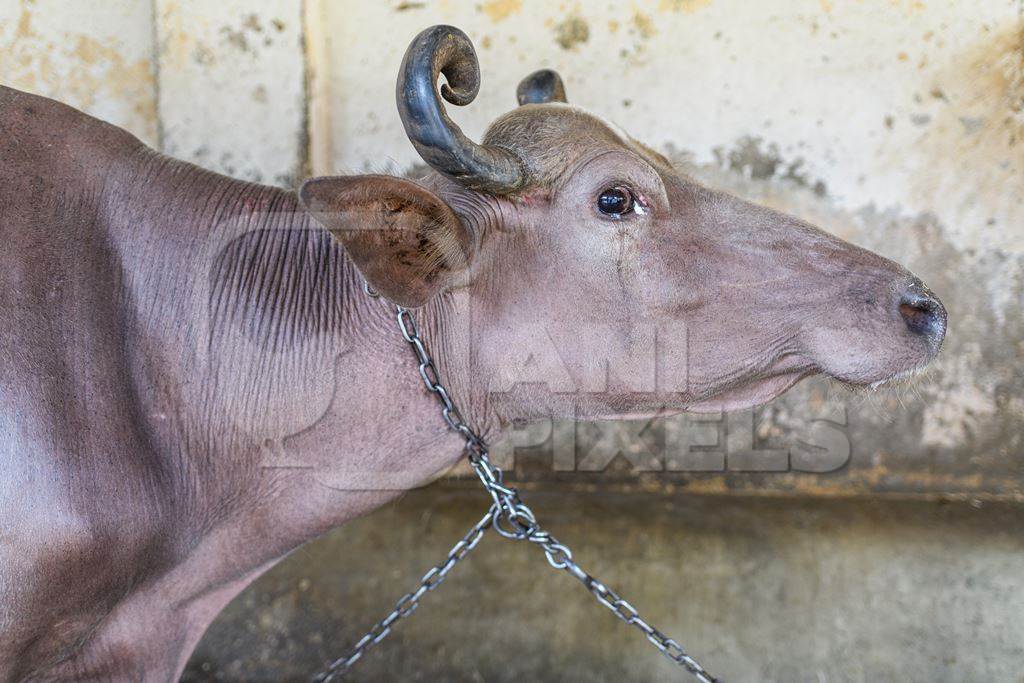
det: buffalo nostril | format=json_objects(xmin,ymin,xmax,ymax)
[{"xmin": 898, "ymin": 290, "xmax": 946, "ymax": 341}]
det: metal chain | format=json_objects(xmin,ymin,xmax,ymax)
[
  {"xmin": 315, "ymin": 285, "xmax": 718, "ymax": 683},
  {"xmin": 316, "ymin": 508, "xmax": 493, "ymax": 682}
]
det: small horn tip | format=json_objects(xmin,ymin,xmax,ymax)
[{"xmin": 516, "ymin": 69, "xmax": 568, "ymax": 106}]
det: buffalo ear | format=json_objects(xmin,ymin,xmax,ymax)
[{"xmin": 299, "ymin": 175, "xmax": 472, "ymax": 308}]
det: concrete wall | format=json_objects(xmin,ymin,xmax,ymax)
[
  {"xmin": 184, "ymin": 490, "xmax": 1024, "ymax": 683},
  {"xmin": 2, "ymin": 1, "xmax": 1021, "ymax": 681},
  {"xmin": 0, "ymin": 0, "xmax": 157, "ymax": 144},
  {"xmin": 154, "ymin": 0, "xmax": 307, "ymax": 186}
]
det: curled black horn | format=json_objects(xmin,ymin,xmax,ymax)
[
  {"xmin": 516, "ymin": 69, "xmax": 568, "ymax": 105},
  {"xmin": 397, "ymin": 25, "xmax": 525, "ymax": 194}
]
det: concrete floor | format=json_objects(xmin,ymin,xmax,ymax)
[{"xmin": 184, "ymin": 489, "xmax": 1024, "ymax": 683}]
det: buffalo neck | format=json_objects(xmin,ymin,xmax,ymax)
[{"xmin": 104, "ymin": 150, "xmax": 484, "ymax": 551}]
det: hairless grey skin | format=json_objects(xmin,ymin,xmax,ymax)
[{"xmin": 0, "ymin": 24, "xmax": 944, "ymax": 682}]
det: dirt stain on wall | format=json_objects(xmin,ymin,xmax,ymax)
[
  {"xmin": 713, "ymin": 136, "xmax": 827, "ymax": 196},
  {"xmin": 553, "ymin": 15, "xmax": 589, "ymax": 50},
  {"xmin": 908, "ymin": 22, "xmax": 1024, "ymax": 250},
  {"xmin": 658, "ymin": 0, "xmax": 712, "ymax": 13},
  {"xmin": 481, "ymin": 0, "xmax": 523, "ymax": 23},
  {"xmin": 0, "ymin": 1, "xmax": 157, "ymax": 144},
  {"xmin": 633, "ymin": 12, "xmax": 657, "ymax": 40}
]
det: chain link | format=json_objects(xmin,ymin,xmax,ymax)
[{"xmin": 316, "ymin": 286, "xmax": 718, "ymax": 683}]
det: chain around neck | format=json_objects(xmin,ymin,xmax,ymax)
[{"xmin": 315, "ymin": 286, "xmax": 719, "ymax": 683}]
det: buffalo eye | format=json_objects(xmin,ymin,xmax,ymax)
[{"xmin": 597, "ymin": 187, "xmax": 635, "ymax": 217}]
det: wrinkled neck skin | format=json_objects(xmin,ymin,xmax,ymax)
[
  {"xmin": 114, "ymin": 153, "xmax": 496, "ymax": 571},
  {"xmin": 14, "ymin": 151, "xmax": 504, "ymax": 682}
]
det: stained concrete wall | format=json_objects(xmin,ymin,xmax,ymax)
[
  {"xmin": 153, "ymin": 0, "xmax": 307, "ymax": 186},
  {"xmin": 1, "ymin": 1, "xmax": 1022, "ymax": 681},
  {"xmin": 0, "ymin": 0, "xmax": 157, "ymax": 145},
  {"xmin": 184, "ymin": 490, "xmax": 1024, "ymax": 683}
]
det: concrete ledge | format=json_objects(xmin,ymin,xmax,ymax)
[{"xmin": 186, "ymin": 487, "xmax": 1024, "ymax": 682}]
